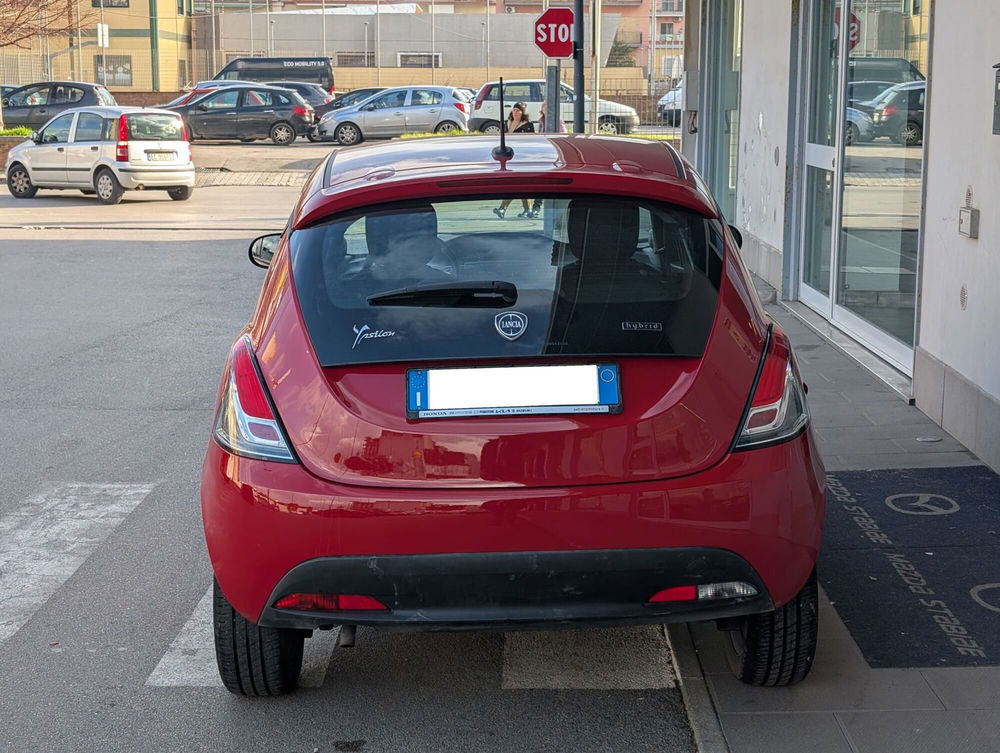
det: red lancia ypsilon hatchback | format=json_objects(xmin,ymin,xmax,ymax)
[{"xmin": 202, "ymin": 134, "xmax": 826, "ymax": 696}]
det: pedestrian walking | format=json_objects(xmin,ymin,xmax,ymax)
[{"xmin": 493, "ymin": 103, "xmax": 537, "ymax": 219}]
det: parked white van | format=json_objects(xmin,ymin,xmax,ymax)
[
  {"xmin": 6, "ymin": 106, "xmax": 195, "ymax": 205},
  {"xmin": 470, "ymin": 80, "xmax": 640, "ymax": 135}
]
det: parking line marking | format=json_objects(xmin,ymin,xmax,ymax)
[
  {"xmin": 146, "ymin": 585, "xmax": 337, "ymax": 688},
  {"xmin": 0, "ymin": 483, "xmax": 155, "ymax": 646},
  {"xmin": 501, "ymin": 625, "xmax": 677, "ymax": 690}
]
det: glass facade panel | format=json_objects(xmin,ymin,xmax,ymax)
[
  {"xmin": 803, "ymin": 167, "xmax": 835, "ymax": 296},
  {"xmin": 703, "ymin": 0, "xmax": 743, "ymax": 221},
  {"xmin": 837, "ymin": 3, "xmax": 930, "ymax": 347},
  {"xmin": 807, "ymin": 0, "xmax": 841, "ymax": 147}
]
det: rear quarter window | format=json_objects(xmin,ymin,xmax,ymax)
[{"xmin": 127, "ymin": 113, "xmax": 185, "ymax": 140}]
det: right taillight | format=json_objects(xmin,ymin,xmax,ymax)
[
  {"xmin": 115, "ymin": 114, "xmax": 129, "ymax": 161},
  {"xmin": 473, "ymin": 86, "xmax": 488, "ymax": 111},
  {"xmin": 734, "ymin": 327, "xmax": 809, "ymax": 450},
  {"xmin": 212, "ymin": 335, "xmax": 296, "ymax": 463}
]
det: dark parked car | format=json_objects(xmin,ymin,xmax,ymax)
[
  {"xmin": 329, "ymin": 87, "xmax": 387, "ymax": 112},
  {"xmin": 871, "ymin": 81, "xmax": 925, "ymax": 146},
  {"xmin": 1, "ymin": 81, "xmax": 116, "ymax": 129},
  {"xmin": 167, "ymin": 85, "xmax": 314, "ymax": 145},
  {"xmin": 265, "ymin": 81, "xmax": 333, "ymax": 109},
  {"xmin": 846, "ymin": 80, "xmax": 895, "ymax": 110}
]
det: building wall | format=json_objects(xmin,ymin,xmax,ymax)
[
  {"xmin": 913, "ymin": 0, "xmax": 1000, "ymax": 469},
  {"xmin": 731, "ymin": 0, "xmax": 793, "ymax": 292}
]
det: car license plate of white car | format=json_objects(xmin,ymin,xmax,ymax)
[
  {"xmin": 406, "ymin": 364, "xmax": 622, "ymax": 419},
  {"xmin": 147, "ymin": 152, "xmax": 176, "ymax": 161}
]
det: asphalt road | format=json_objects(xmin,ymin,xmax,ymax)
[{"xmin": 0, "ymin": 190, "xmax": 697, "ymax": 752}]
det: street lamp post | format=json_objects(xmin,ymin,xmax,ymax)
[
  {"xmin": 321, "ymin": 0, "xmax": 327, "ymax": 59},
  {"xmin": 98, "ymin": 0, "xmax": 105, "ymax": 86}
]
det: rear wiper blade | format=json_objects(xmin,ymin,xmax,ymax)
[{"xmin": 367, "ymin": 280, "xmax": 518, "ymax": 308}]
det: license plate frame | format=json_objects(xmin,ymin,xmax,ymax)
[
  {"xmin": 146, "ymin": 151, "xmax": 176, "ymax": 162},
  {"xmin": 406, "ymin": 363, "xmax": 622, "ymax": 419}
]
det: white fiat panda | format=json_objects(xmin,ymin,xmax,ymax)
[{"xmin": 6, "ymin": 106, "xmax": 195, "ymax": 204}]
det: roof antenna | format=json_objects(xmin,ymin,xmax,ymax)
[{"xmin": 491, "ymin": 76, "xmax": 514, "ymax": 162}]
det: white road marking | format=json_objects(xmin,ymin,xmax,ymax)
[
  {"xmin": 501, "ymin": 625, "xmax": 677, "ymax": 690},
  {"xmin": 0, "ymin": 483, "xmax": 155, "ymax": 645},
  {"xmin": 146, "ymin": 585, "xmax": 337, "ymax": 688}
]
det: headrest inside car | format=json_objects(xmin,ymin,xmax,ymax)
[
  {"xmin": 566, "ymin": 201, "xmax": 640, "ymax": 264},
  {"xmin": 365, "ymin": 205, "xmax": 438, "ymax": 258}
]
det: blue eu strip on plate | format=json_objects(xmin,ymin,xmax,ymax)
[{"xmin": 406, "ymin": 364, "xmax": 622, "ymax": 419}]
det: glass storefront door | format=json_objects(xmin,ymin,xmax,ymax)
[
  {"xmin": 700, "ymin": 0, "xmax": 743, "ymax": 221},
  {"xmin": 798, "ymin": 0, "xmax": 930, "ymax": 374}
]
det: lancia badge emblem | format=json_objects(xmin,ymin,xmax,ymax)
[{"xmin": 495, "ymin": 311, "xmax": 528, "ymax": 341}]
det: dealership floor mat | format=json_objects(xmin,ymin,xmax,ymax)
[{"xmin": 820, "ymin": 466, "xmax": 1000, "ymax": 668}]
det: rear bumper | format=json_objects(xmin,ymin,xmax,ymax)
[
  {"xmin": 260, "ymin": 547, "xmax": 773, "ymax": 631},
  {"xmin": 202, "ymin": 428, "xmax": 826, "ymax": 626},
  {"xmin": 116, "ymin": 165, "xmax": 195, "ymax": 189}
]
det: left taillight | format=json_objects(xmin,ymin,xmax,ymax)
[
  {"xmin": 212, "ymin": 335, "xmax": 296, "ymax": 463},
  {"xmin": 734, "ymin": 327, "xmax": 809, "ymax": 450}
]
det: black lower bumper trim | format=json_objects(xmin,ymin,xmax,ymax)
[{"xmin": 259, "ymin": 547, "xmax": 774, "ymax": 631}]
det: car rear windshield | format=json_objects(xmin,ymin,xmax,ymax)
[
  {"xmin": 127, "ymin": 113, "xmax": 185, "ymax": 140},
  {"xmin": 290, "ymin": 197, "xmax": 725, "ymax": 366}
]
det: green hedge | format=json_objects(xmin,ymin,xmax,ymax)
[{"xmin": 0, "ymin": 127, "xmax": 32, "ymax": 137}]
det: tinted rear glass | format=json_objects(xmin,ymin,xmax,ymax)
[
  {"xmin": 127, "ymin": 113, "xmax": 185, "ymax": 140},
  {"xmin": 291, "ymin": 197, "xmax": 724, "ymax": 366}
]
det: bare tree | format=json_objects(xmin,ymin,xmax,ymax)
[{"xmin": 0, "ymin": 0, "xmax": 92, "ymax": 49}]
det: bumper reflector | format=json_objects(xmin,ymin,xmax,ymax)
[
  {"xmin": 647, "ymin": 582, "xmax": 758, "ymax": 604},
  {"xmin": 274, "ymin": 593, "xmax": 389, "ymax": 611}
]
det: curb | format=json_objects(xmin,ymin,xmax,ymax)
[{"xmin": 666, "ymin": 624, "xmax": 730, "ymax": 753}]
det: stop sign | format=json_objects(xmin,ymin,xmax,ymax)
[
  {"xmin": 534, "ymin": 8, "xmax": 574, "ymax": 59},
  {"xmin": 834, "ymin": 8, "xmax": 861, "ymax": 51}
]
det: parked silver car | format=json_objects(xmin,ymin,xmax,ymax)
[
  {"xmin": 317, "ymin": 86, "xmax": 470, "ymax": 145},
  {"xmin": 6, "ymin": 106, "xmax": 195, "ymax": 204}
]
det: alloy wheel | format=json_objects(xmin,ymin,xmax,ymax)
[
  {"xmin": 435, "ymin": 121, "xmax": 458, "ymax": 134},
  {"xmin": 336, "ymin": 124, "xmax": 360, "ymax": 145},
  {"xmin": 272, "ymin": 124, "xmax": 294, "ymax": 145}
]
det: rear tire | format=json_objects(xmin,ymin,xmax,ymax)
[
  {"xmin": 7, "ymin": 164, "xmax": 38, "ymax": 199},
  {"xmin": 480, "ymin": 120, "xmax": 502, "ymax": 136},
  {"xmin": 724, "ymin": 569, "xmax": 818, "ymax": 686},
  {"xmin": 213, "ymin": 580, "xmax": 304, "ymax": 696},
  {"xmin": 900, "ymin": 121, "xmax": 923, "ymax": 147},
  {"xmin": 435, "ymin": 120, "xmax": 460, "ymax": 134},
  {"xmin": 845, "ymin": 122, "xmax": 859, "ymax": 146},
  {"xmin": 167, "ymin": 186, "xmax": 193, "ymax": 201},
  {"xmin": 94, "ymin": 168, "xmax": 124, "ymax": 205},
  {"xmin": 269, "ymin": 121, "xmax": 296, "ymax": 146}
]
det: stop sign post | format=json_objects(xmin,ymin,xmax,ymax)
[
  {"xmin": 535, "ymin": 8, "xmax": 575, "ymax": 59},
  {"xmin": 535, "ymin": 8, "xmax": 575, "ymax": 134}
]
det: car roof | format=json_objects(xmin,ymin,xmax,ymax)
[
  {"xmin": 48, "ymin": 105, "xmax": 182, "ymax": 117},
  {"xmin": 9, "ymin": 81, "xmax": 106, "ymax": 89},
  {"xmin": 294, "ymin": 135, "xmax": 713, "ymax": 229}
]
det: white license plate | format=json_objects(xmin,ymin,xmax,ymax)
[
  {"xmin": 147, "ymin": 152, "xmax": 176, "ymax": 161},
  {"xmin": 406, "ymin": 364, "xmax": 622, "ymax": 419}
]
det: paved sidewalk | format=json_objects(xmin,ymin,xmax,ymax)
[{"xmin": 674, "ymin": 301, "xmax": 998, "ymax": 753}]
